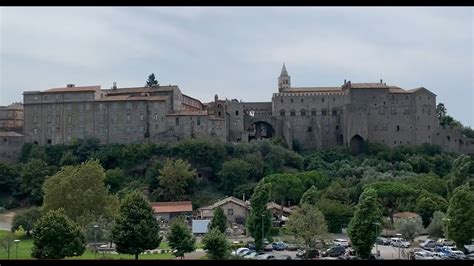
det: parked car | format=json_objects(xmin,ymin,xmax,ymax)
[
  {"xmin": 296, "ymin": 249, "xmax": 320, "ymax": 259},
  {"xmin": 275, "ymin": 255, "xmax": 292, "ymax": 260},
  {"xmin": 345, "ymin": 248, "xmax": 356, "ymax": 256},
  {"xmin": 333, "ymin": 239, "xmax": 349, "ymax": 248},
  {"xmin": 263, "ymin": 244, "xmax": 273, "ymax": 251},
  {"xmin": 432, "ymin": 252, "xmax": 450, "ymax": 260},
  {"xmin": 271, "ymin": 242, "xmax": 287, "ymax": 251},
  {"xmin": 286, "ymin": 243, "xmax": 298, "ymax": 251},
  {"xmin": 390, "ymin": 238, "xmax": 410, "ymax": 248},
  {"xmin": 247, "ymin": 243, "xmax": 256, "ymax": 250},
  {"xmin": 436, "ymin": 238, "xmax": 455, "ymax": 246},
  {"xmin": 464, "ymin": 240, "xmax": 474, "ymax": 254},
  {"xmin": 255, "ymin": 254, "xmax": 275, "ymax": 260},
  {"xmin": 466, "ymin": 253, "xmax": 474, "ymax": 260},
  {"xmin": 414, "ymin": 251, "xmax": 435, "ymax": 260},
  {"xmin": 244, "ymin": 251, "xmax": 265, "ymax": 259},
  {"xmin": 420, "ymin": 239, "xmax": 438, "ymax": 251},
  {"xmin": 239, "ymin": 250, "xmax": 253, "ymax": 257},
  {"xmin": 376, "ymin": 237, "xmax": 390, "ymax": 246},
  {"xmin": 321, "ymin": 246, "xmax": 346, "ymax": 257},
  {"xmin": 232, "ymin": 247, "xmax": 249, "ymax": 256}
]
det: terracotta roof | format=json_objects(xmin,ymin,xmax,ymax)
[
  {"xmin": 166, "ymin": 110, "xmax": 208, "ymax": 116},
  {"xmin": 266, "ymin": 202, "xmax": 292, "ymax": 213},
  {"xmin": 389, "ymin": 86, "xmax": 411, "ymax": 94},
  {"xmin": 284, "ymin": 87, "xmax": 342, "ymax": 93},
  {"xmin": 151, "ymin": 201, "xmax": 193, "ymax": 213},
  {"xmin": 96, "ymin": 95, "xmax": 168, "ymax": 102},
  {"xmin": 103, "ymin": 85, "xmax": 178, "ymax": 95},
  {"xmin": 348, "ymin": 83, "xmax": 389, "ymax": 89},
  {"xmin": 43, "ymin": 86, "xmax": 100, "ymax": 93},
  {"xmin": 0, "ymin": 131, "xmax": 23, "ymax": 137},
  {"xmin": 199, "ymin": 196, "xmax": 249, "ymax": 210},
  {"xmin": 393, "ymin": 212, "xmax": 420, "ymax": 219}
]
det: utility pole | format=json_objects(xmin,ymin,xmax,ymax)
[
  {"xmin": 93, "ymin": 224, "xmax": 99, "ymax": 259},
  {"xmin": 373, "ymin": 222, "xmax": 381, "ymax": 258},
  {"xmin": 261, "ymin": 214, "xmax": 265, "ymax": 249}
]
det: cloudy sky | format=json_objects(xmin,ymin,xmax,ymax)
[{"xmin": 1, "ymin": 7, "xmax": 473, "ymax": 126}]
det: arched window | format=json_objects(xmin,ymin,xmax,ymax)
[
  {"xmin": 300, "ymin": 109, "xmax": 306, "ymax": 116},
  {"xmin": 311, "ymin": 109, "xmax": 317, "ymax": 116},
  {"xmin": 290, "ymin": 110, "xmax": 296, "ymax": 117}
]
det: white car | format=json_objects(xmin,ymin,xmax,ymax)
[
  {"xmin": 333, "ymin": 239, "xmax": 349, "ymax": 248},
  {"xmin": 255, "ymin": 254, "xmax": 276, "ymax": 260},
  {"xmin": 244, "ymin": 251, "xmax": 264, "ymax": 259},
  {"xmin": 436, "ymin": 238, "xmax": 455, "ymax": 246},
  {"xmin": 231, "ymin": 247, "xmax": 249, "ymax": 256},
  {"xmin": 239, "ymin": 250, "xmax": 253, "ymax": 257},
  {"xmin": 414, "ymin": 251, "xmax": 435, "ymax": 260},
  {"xmin": 390, "ymin": 237, "xmax": 410, "ymax": 248},
  {"xmin": 432, "ymin": 252, "xmax": 449, "ymax": 260}
]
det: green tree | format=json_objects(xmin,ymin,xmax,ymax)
[
  {"xmin": 209, "ymin": 207, "xmax": 227, "ymax": 234},
  {"xmin": 146, "ymin": 73, "xmax": 159, "ymax": 87},
  {"xmin": 0, "ymin": 162, "xmax": 20, "ymax": 195},
  {"xmin": 19, "ymin": 159, "xmax": 56, "ymax": 205},
  {"xmin": 42, "ymin": 160, "xmax": 119, "ymax": 226},
  {"xmin": 445, "ymin": 184, "xmax": 474, "ymax": 251},
  {"xmin": 404, "ymin": 174, "xmax": 447, "ymax": 197},
  {"xmin": 317, "ymin": 197, "xmax": 353, "ymax": 233},
  {"xmin": 415, "ymin": 191, "xmax": 448, "ymax": 227},
  {"xmin": 0, "ymin": 231, "xmax": 15, "ymax": 259},
  {"xmin": 394, "ymin": 216, "xmax": 423, "ymax": 243},
  {"xmin": 300, "ymin": 186, "xmax": 319, "ymax": 205},
  {"xmin": 202, "ymin": 227, "xmax": 230, "ymax": 260},
  {"xmin": 168, "ymin": 216, "xmax": 196, "ymax": 259},
  {"xmin": 11, "ymin": 207, "xmax": 41, "ymax": 236},
  {"xmin": 59, "ymin": 150, "xmax": 78, "ymax": 166},
  {"xmin": 31, "ymin": 209, "xmax": 85, "ymax": 259},
  {"xmin": 263, "ymin": 174, "xmax": 304, "ymax": 216},
  {"xmin": 111, "ymin": 191, "xmax": 162, "ymax": 260},
  {"xmin": 436, "ymin": 103, "xmax": 447, "ymax": 119},
  {"xmin": 426, "ymin": 211, "xmax": 446, "ymax": 238},
  {"xmin": 348, "ymin": 188, "xmax": 383, "ymax": 259},
  {"xmin": 367, "ymin": 181, "xmax": 415, "ymax": 224},
  {"xmin": 284, "ymin": 203, "xmax": 328, "ymax": 259},
  {"xmin": 155, "ymin": 159, "xmax": 196, "ymax": 201},
  {"xmin": 447, "ymin": 155, "xmax": 474, "ymax": 196},
  {"xmin": 105, "ymin": 168, "xmax": 127, "ymax": 194},
  {"xmin": 218, "ymin": 159, "xmax": 252, "ymax": 195},
  {"xmin": 246, "ymin": 183, "xmax": 272, "ymax": 251}
]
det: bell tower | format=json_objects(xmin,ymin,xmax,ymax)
[{"xmin": 278, "ymin": 63, "xmax": 291, "ymax": 92}]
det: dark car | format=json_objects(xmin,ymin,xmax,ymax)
[
  {"xmin": 263, "ymin": 244, "xmax": 273, "ymax": 251},
  {"xmin": 275, "ymin": 255, "xmax": 292, "ymax": 260},
  {"xmin": 272, "ymin": 242, "xmax": 287, "ymax": 251},
  {"xmin": 296, "ymin": 249, "xmax": 320, "ymax": 259},
  {"xmin": 376, "ymin": 237, "xmax": 390, "ymax": 246},
  {"xmin": 247, "ymin": 243, "xmax": 256, "ymax": 250},
  {"xmin": 321, "ymin": 246, "xmax": 346, "ymax": 257}
]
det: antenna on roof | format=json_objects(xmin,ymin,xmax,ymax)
[{"xmin": 112, "ymin": 82, "xmax": 117, "ymax": 90}]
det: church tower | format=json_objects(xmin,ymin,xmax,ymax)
[{"xmin": 278, "ymin": 63, "xmax": 291, "ymax": 92}]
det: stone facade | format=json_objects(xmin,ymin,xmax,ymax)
[
  {"xmin": 0, "ymin": 103, "xmax": 24, "ymax": 161},
  {"xmin": 15, "ymin": 65, "xmax": 474, "ymax": 155}
]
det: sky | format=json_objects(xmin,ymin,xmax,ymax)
[{"xmin": 0, "ymin": 7, "xmax": 473, "ymax": 127}]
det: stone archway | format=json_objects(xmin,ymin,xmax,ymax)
[
  {"xmin": 350, "ymin": 134, "xmax": 364, "ymax": 155},
  {"xmin": 249, "ymin": 121, "xmax": 275, "ymax": 141}
]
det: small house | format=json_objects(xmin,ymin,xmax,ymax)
[{"xmin": 151, "ymin": 201, "xmax": 193, "ymax": 223}]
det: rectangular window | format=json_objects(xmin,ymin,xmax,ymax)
[
  {"xmin": 34, "ymin": 96, "xmax": 38, "ymax": 101},
  {"xmin": 44, "ymin": 95, "xmax": 49, "ymax": 101},
  {"xmin": 280, "ymin": 99, "xmax": 283, "ymax": 103},
  {"xmin": 47, "ymin": 115, "xmax": 52, "ymax": 123},
  {"xmin": 56, "ymin": 115, "xmax": 60, "ymax": 124},
  {"xmin": 85, "ymin": 103, "xmax": 90, "ymax": 111},
  {"xmin": 301, "ymin": 110, "xmax": 306, "ymax": 116},
  {"xmin": 154, "ymin": 114, "xmax": 158, "ymax": 120},
  {"xmin": 176, "ymin": 117, "xmax": 179, "ymax": 126},
  {"xmin": 33, "ymin": 115, "xmax": 38, "ymax": 123},
  {"xmin": 47, "ymin": 127, "xmax": 52, "ymax": 136},
  {"xmin": 68, "ymin": 115, "xmax": 72, "ymax": 124},
  {"xmin": 280, "ymin": 110, "xmax": 285, "ymax": 117},
  {"xmin": 67, "ymin": 104, "xmax": 72, "ymax": 111},
  {"xmin": 322, "ymin": 98, "xmax": 325, "ymax": 102},
  {"xmin": 391, "ymin": 106, "xmax": 396, "ymax": 115},
  {"xmin": 290, "ymin": 99, "xmax": 294, "ymax": 103},
  {"xmin": 34, "ymin": 128, "xmax": 38, "ymax": 135},
  {"xmin": 56, "ymin": 94, "xmax": 60, "ymax": 100},
  {"xmin": 140, "ymin": 114, "xmax": 144, "ymax": 121},
  {"xmin": 322, "ymin": 109, "xmax": 327, "ymax": 116},
  {"xmin": 228, "ymin": 209, "xmax": 234, "ymax": 216},
  {"xmin": 301, "ymin": 99, "xmax": 304, "ymax": 103},
  {"xmin": 197, "ymin": 117, "xmax": 201, "ymax": 126},
  {"xmin": 235, "ymin": 110, "xmax": 239, "ymax": 115},
  {"xmin": 127, "ymin": 114, "xmax": 131, "ymax": 122},
  {"xmin": 290, "ymin": 111, "xmax": 295, "ymax": 117},
  {"xmin": 67, "ymin": 127, "xmax": 72, "ymax": 135},
  {"xmin": 99, "ymin": 104, "xmax": 104, "ymax": 111},
  {"xmin": 332, "ymin": 109, "xmax": 337, "ymax": 116},
  {"xmin": 311, "ymin": 110, "xmax": 316, "ymax": 116}
]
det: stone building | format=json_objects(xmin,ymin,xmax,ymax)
[
  {"xmin": 0, "ymin": 103, "xmax": 24, "ymax": 162},
  {"xmin": 17, "ymin": 64, "xmax": 474, "ymax": 155}
]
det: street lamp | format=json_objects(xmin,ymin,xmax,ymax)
[
  {"xmin": 93, "ymin": 225, "xmax": 99, "ymax": 259},
  {"xmin": 261, "ymin": 214, "xmax": 265, "ymax": 248},
  {"xmin": 373, "ymin": 222, "xmax": 381, "ymax": 258},
  {"xmin": 14, "ymin": 239, "xmax": 20, "ymax": 260}
]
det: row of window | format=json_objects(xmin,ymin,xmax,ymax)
[
  {"xmin": 33, "ymin": 94, "xmax": 92, "ymax": 101},
  {"xmin": 280, "ymin": 108, "xmax": 339, "ymax": 117},
  {"xmin": 281, "ymin": 97, "xmax": 338, "ymax": 104},
  {"xmin": 175, "ymin": 117, "xmax": 202, "ymax": 126}
]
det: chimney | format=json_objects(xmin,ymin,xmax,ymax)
[
  {"xmin": 380, "ymin": 79, "xmax": 383, "ymax": 84},
  {"xmin": 344, "ymin": 79, "xmax": 346, "ymax": 84},
  {"xmin": 66, "ymin": 84, "xmax": 75, "ymax": 88},
  {"xmin": 112, "ymin": 82, "xmax": 117, "ymax": 90}
]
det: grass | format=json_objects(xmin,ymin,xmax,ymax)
[{"xmin": 0, "ymin": 230, "xmax": 174, "ymax": 260}]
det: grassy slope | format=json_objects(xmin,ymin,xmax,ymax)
[{"xmin": 0, "ymin": 230, "xmax": 174, "ymax": 260}]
